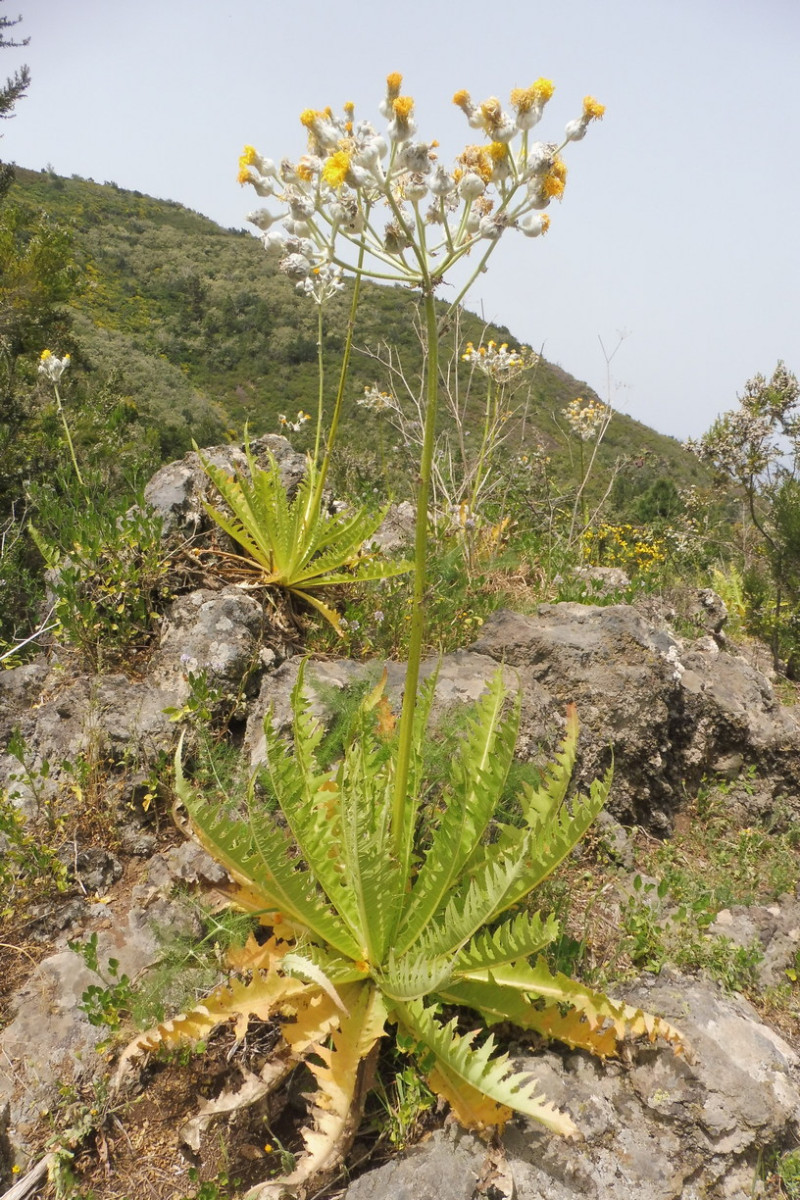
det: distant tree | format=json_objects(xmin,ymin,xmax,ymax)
[{"xmin": 0, "ymin": 4, "xmax": 30, "ymax": 198}]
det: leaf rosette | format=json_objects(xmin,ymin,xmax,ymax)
[{"xmin": 117, "ymin": 671, "xmax": 684, "ymax": 1198}]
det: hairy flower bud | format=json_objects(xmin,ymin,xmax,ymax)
[
  {"xmin": 280, "ymin": 252, "xmax": 313, "ymax": 281},
  {"xmin": 458, "ymin": 171, "xmax": 485, "ymax": 201}
]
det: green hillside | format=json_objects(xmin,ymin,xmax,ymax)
[{"xmin": 7, "ymin": 167, "xmax": 706, "ymax": 497}]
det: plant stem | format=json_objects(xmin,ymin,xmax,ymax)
[
  {"xmin": 469, "ymin": 376, "xmax": 495, "ymax": 517},
  {"xmin": 391, "ymin": 285, "xmax": 439, "ymax": 858},
  {"xmin": 310, "ymin": 245, "xmax": 365, "ymax": 519},
  {"xmin": 53, "ymin": 381, "xmax": 85, "ymax": 488},
  {"xmin": 313, "ymin": 305, "xmax": 325, "ymax": 465}
]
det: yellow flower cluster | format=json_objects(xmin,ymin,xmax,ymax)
[
  {"xmin": 562, "ymin": 396, "xmax": 608, "ymax": 441},
  {"xmin": 583, "ymin": 523, "xmax": 668, "ymax": 573},
  {"xmin": 237, "ymin": 72, "xmax": 605, "ymax": 295},
  {"xmin": 38, "ymin": 349, "xmax": 71, "ymax": 382},
  {"xmin": 462, "ymin": 340, "xmax": 539, "ymax": 382}
]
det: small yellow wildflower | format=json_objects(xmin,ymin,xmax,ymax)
[
  {"xmin": 458, "ymin": 144, "xmax": 492, "ymax": 183},
  {"xmin": 583, "ymin": 96, "xmax": 606, "ymax": 120},
  {"xmin": 392, "ymin": 96, "xmax": 414, "ymax": 121},
  {"xmin": 510, "ymin": 78, "xmax": 555, "ymax": 113},
  {"xmin": 544, "ymin": 156, "xmax": 567, "ymax": 199},
  {"xmin": 386, "ymin": 72, "xmax": 403, "ymax": 96},
  {"xmin": 322, "ymin": 150, "xmax": 352, "ymax": 188},
  {"xmin": 452, "ymin": 88, "xmax": 471, "ymax": 110}
]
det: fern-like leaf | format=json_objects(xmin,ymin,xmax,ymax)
[
  {"xmin": 393, "ymin": 999, "xmax": 578, "ymax": 1137},
  {"xmin": 246, "ymin": 984, "xmax": 387, "ymax": 1200},
  {"xmin": 518, "ymin": 703, "xmax": 580, "ymax": 826},
  {"xmin": 336, "ymin": 713, "xmax": 404, "ymax": 963},
  {"xmin": 497, "ymin": 767, "xmax": 613, "ymax": 915},
  {"xmin": 413, "ymin": 843, "xmax": 534, "ymax": 959},
  {"xmin": 113, "ymin": 969, "xmax": 311, "ymax": 1088},
  {"xmin": 453, "ymin": 910, "xmax": 560, "ymax": 973},
  {"xmin": 258, "ymin": 692, "xmax": 364, "ymax": 946},
  {"xmin": 438, "ymin": 978, "xmax": 621, "ymax": 1058},
  {"xmin": 176, "ymin": 754, "xmax": 360, "ymax": 958},
  {"xmin": 452, "ymin": 957, "xmax": 686, "ymax": 1051}
]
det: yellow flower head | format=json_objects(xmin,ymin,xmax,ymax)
[
  {"xmin": 343, "ymin": 100, "xmax": 355, "ymax": 116},
  {"xmin": 237, "ymin": 166, "xmax": 254, "ymax": 185},
  {"xmin": 239, "ymin": 145, "xmax": 258, "ymax": 171},
  {"xmin": 392, "ymin": 95, "xmax": 414, "ymax": 121},
  {"xmin": 478, "ymin": 96, "xmax": 503, "ymax": 129},
  {"xmin": 458, "ymin": 144, "xmax": 492, "ymax": 183},
  {"xmin": 544, "ymin": 155, "xmax": 567, "ymax": 198},
  {"xmin": 300, "ymin": 108, "xmax": 323, "ymax": 129},
  {"xmin": 488, "ymin": 141, "xmax": 509, "ymax": 163},
  {"xmin": 322, "ymin": 149, "xmax": 352, "ymax": 188},
  {"xmin": 386, "ymin": 72, "xmax": 403, "ymax": 97},
  {"xmin": 510, "ymin": 78, "xmax": 555, "ymax": 113},
  {"xmin": 453, "ymin": 88, "xmax": 472, "ymax": 111},
  {"xmin": 583, "ymin": 96, "xmax": 606, "ymax": 121},
  {"xmin": 40, "ymin": 349, "xmax": 52, "ymax": 361}
]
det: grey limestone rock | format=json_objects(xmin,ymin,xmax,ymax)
[
  {"xmin": 143, "ymin": 434, "xmax": 306, "ymax": 536},
  {"xmin": 343, "ymin": 972, "xmax": 800, "ymax": 1200},
  {"xmin": 710, "ymin": 896, "xmax": 800, "ymax": 989},
  {"xmin": 471, "ymin": 605, "xmax": 800, "ymax": 829},
  {"xmin": 150, "ymin": 586, "xmax": 264, "ymax": 698}
]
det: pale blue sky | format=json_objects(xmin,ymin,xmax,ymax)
[{"xmin": 3, "ymin": 0, "xmax": 798, "ymax": 440}]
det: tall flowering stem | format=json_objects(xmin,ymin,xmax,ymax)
[
  {"xmin": 391, "ymin": 285, "xmax": 440, "ymax": 851},
  {"xmin": 38, "ymin": 351, "xmax": 85, "ymax": 489},
  {"xmin": 239, "ymin": 75, "xmax": 605, "ymax": 857}
]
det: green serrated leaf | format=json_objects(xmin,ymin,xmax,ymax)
[{"xmin": 393, "ymin": 999, "xmax": 578, "ymax": 1137}]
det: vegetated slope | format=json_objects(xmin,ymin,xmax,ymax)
[{"xmin": 12, "ymin": 167, "xmax": 708, "ymax": 498}]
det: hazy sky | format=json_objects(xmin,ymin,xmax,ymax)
[{"xmin": 3, "ymin": 0, "xmax": 798, "ymax": 440}]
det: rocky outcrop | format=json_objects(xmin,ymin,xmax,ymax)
[
  {"xmin": 0, "ymin": 586, "xmax": 267, "ymax": 816},
  {"xmin": 242, "ymin": 603, "xmax": 800, "ymax": 834},
  {"xmin": 471, "ymin": 605, "xmax": 800, "ymax": 830},
  {"xmin": 344, "ymin": 972, "xmax": 800, "ymax": 1200},
  {"xmin": 143, "ymin": 434, "xmax": 306, "ymax": 536}
]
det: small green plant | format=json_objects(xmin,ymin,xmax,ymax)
[
  {"xmin": 68, "ymin": 932, "xmax": 136, "ymax": 1029},
  {"xmin": 768, "ymin": 1147, "xmax": 800, "ymax": 1198},
  {"xmin": 5, "ymin": 725, "xmax": 55, "ymax": 823},
  {"xmin": 199, "ymin": 440, "xmax": 410, "ymax": 632},
  {"xmin": 44, "ymin": 1079, "xmax": 115, "ymax": 1200},
  {"xmin": 0, "ymin": 787, "xmax": 68, "ymax": 920},
  {"xmin": 373, "ymin": 1058, "xmax": 436, "ymax": 1150},
  {"xmin": 30, "ymin": 496, "xmax": 171, "ymax": 670},
  {"xmin": 181, "ymin": 1167, "xmax": 243, "ymax": 1200}
]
